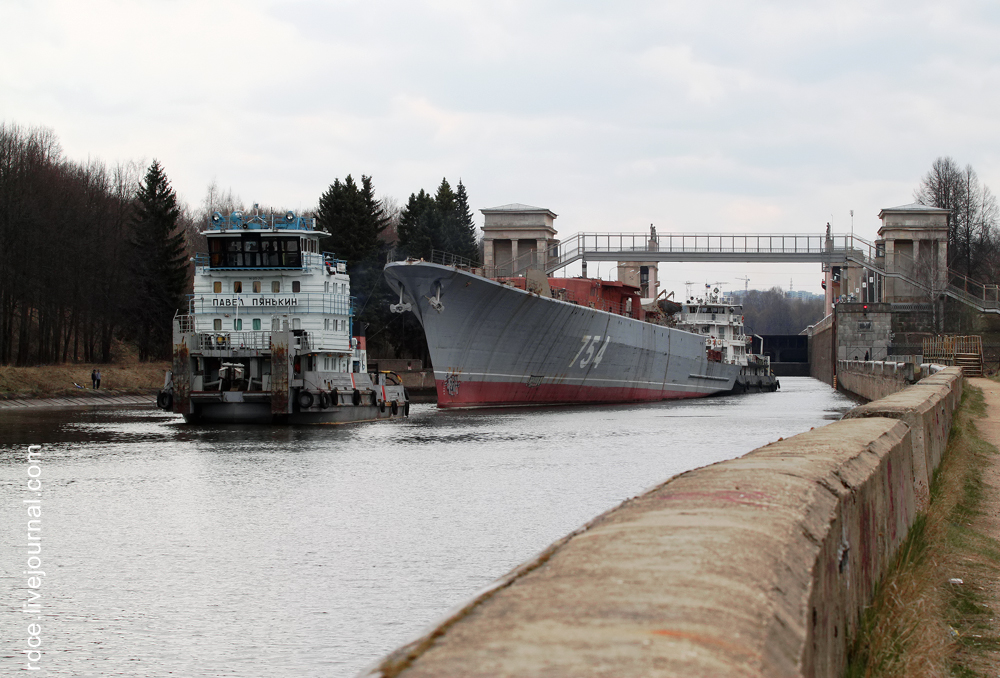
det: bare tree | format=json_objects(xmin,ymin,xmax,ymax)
[
  {"xmin": 379, "ymin": 194, "xmax": 401, "ymax": 245},
  {"xmin": 915, "ymin": 157, "xmax": 999, "ymax": 279}
]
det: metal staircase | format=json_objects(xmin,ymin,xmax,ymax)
[{"xmin": 842, "ymin": 244, "xmax": 1000, "ymax": 314}]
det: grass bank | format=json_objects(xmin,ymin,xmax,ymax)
[
  {"xmin": 846, "ymin": 384, "xmax": 1000, "ymax": 677},
  {"xmin": 0, "ymin": 362, "xmax": 170, "ymax": 399}
]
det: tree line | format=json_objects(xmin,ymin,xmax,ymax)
[
  {"xmin": 0, "ymin": 123, "xmax": 478, "ymax": 365},
  {"xmin": 0, "ymin": 124, "xmax": 191, "ymax": 365},
  {"xmin": 737, "ymin": 289, "xmax": 826, "ymax": 335}
]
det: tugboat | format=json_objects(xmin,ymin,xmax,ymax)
[
  {"xmin": 158, "ymin": 209, "xmax": 408, "ymax": 424},
  {"xmin": 673, "ymin": 286, "xmax": 778, "ymax": 393}
]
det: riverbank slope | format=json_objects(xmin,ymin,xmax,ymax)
[{"xmin": 0, "ymin": 362, "xmax": 169, "ymax": 400}]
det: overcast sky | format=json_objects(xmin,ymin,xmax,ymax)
[{"xmin": 4, "ymin": 0, "xmax": 999, "ymax": 295}]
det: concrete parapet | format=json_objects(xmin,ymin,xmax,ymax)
[
  {"xmin": 842, "ymin": 367, "xmax": 962, "ymax": 510},
  {"xmin": 363, "ymin": 369, "xmax": 964, "ymax": 678},
  {"xmin": 836, "ymin": 360, "xmax": 957, "ymax": 402},
  {"xmin": 364, "ymin": 420, "xmax": 926, "ymax": 677},
  {"xmin": 837, "ymin": 360, "xmax": 913, "ymax": 401}
]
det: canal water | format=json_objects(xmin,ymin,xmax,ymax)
[{"xmin": 0, "ymin": 377, "xmax": 855, "ymax": 676}]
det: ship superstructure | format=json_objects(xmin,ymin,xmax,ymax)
[
  {"xmin": 674, "ymin": 287, "xmax": 777, "ymax": 392},
  {"xmin": 159, "ymin": 210, "xmax": 407, "ymax": 424}
]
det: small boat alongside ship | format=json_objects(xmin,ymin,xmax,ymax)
[
  {"xmin": 672, "ymin": 286, "xmax": 778, "ymax": 394},
  {"xmin": 158, "ymin": 210, "xmax": 408, "ymax": 424},
  {"xmin": 383, "ymin": 257, "xmax": 776, "ymax": 409}
]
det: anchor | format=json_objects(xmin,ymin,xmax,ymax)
[
  {"xmin": 389, "ymin": 286, "xmax": 412, "ymax": 314},
  {"xmin": 426, "ymin": 282, "xmax": 444, "ymax": 313}
]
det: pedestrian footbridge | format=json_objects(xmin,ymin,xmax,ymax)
[{"xmin": 538, "ymin": 231, "xmax": 1000, "ymax": 314}]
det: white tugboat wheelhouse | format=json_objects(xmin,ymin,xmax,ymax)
[
  {"xmin": 674, "ymin": 287, "xmax": 777, "ymax": 393},
  {"xmin": 159, "ymin": 210, "xmax": 408, "ymax": 424}
]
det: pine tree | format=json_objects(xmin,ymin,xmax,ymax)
[
  {"xmin": 315, "ymin": 174, "xmax": 394, "ymax": 353},
  {"xmin": 316, "ymin": 174, "xmax": 388, "ymax": 265},
  {"xmin": 433, "ymin": 178, "xmax": 461, "ymax": 255},
  {"xmin": 130, "ymin": 160, "xmax": 189, "ymax": 360},
  {"xmin": 396, "ymin": 179, "xmax": 478, "ymax": 262},
  {"xmin": 453, "ymin": 180, "xmax": 479, "ymax": 262},
  {"xmin": 397, "ymin": 189, "xmax": 438, "ymax": 260}
]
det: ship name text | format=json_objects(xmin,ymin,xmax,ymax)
[{"xmin": 212, "ymin": 297, "xmax": 300, "ymax": 307}]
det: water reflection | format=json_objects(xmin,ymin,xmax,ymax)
[{"xmin": 0, "ymin": 377, "xmax": 855, "ymax": 677}]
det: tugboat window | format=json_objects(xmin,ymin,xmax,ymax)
[
  {"xmin": 234, "ymin": 318, "xmax": 242, "ymax": 331},
  {"xmin": 209, "ymin": 236, "xmax": 302, "ymax": 268},
  {"xmin": 233, "ymin": 281, "xmax": 242, "ymax": 293},
  {"xmin": 272, "ymin": 281, "xmax": 280, "ymax": 293},
  {"xmin": 293, "ymin": 281, "xmax": 301, "ymax": 293},
  {"xmin": 213, "ymin": 281, "xmax": 221, "ymax": 293},
  {"xmin": 214, "ymin": 319, "xmax": 222, "ymax": 331},
  {"xmin": 253, "ymin": 281, "xmax": 261, "ymax": 293},
  {"xmin": 253, "ymin": 318, "xmax": 261, "ymax": 330}
]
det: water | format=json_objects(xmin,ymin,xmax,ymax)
[{"xmin": 0, "ymin": 377, "xmax": 855, "ymax": 676}]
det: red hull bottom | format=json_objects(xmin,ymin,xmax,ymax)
[{"xmin": 435, "ymin": 379, "xmax": 716, "ymax": 408}]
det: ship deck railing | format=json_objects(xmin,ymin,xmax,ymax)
[
  {"xmin": 187, "ymin": 330, "xmax": 352, "ymax": 354},
  {"xmin": 430, "ymin": 249, "xmax": 481, "ymax": 270},
  {"xmin": 171, "ymin": 320, "xmax": 354, "ymax": 354},
  {"xmin": 205, "ymin": 212, "xmax": 317, "ymax": 231}
]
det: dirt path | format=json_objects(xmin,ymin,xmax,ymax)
[{"xmin": 962, "ymin": 377, "xmax": 1000, "ymax": 672}]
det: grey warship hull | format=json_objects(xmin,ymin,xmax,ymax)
[{"xmin": 383, "ymin": 261, "xmax": 740, "ymax": 408}]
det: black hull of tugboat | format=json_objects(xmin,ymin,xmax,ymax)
[
  {"xmin": 181, "ymin": 402, "xmax": 408, "ymax": 425},
  {"xmin": 732, "ymin": 368, "xmax": 780, "ymax": 393}
]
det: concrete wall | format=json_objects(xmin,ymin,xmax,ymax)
[
  {"xmin": 843, "ymin": 369, "xmax": 961, "ymax": 512},
  {"xmin": 837, "ymin": 359, "xmax": 915, "ymax": 401},
  {"xmin": 807, "ymin": 314, "xmax": 834, "ymax": 386},
  {"xmin": 837, "ymin": 304, "xmax": 891, "ymax": 362},
  {"xmin": 361, "ymin": 368, "xmax": 964, "ymax": 678}
]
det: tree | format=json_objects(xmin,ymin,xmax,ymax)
[
  {"xmin": 739, "ymin": 288, "xmax": 825, "ymax": 335},
  {"xmin": 396, "ymin": 189, "xmax": 438, "ymax": 260},
  {"xmin": 316, "ymin": 174, "xmax": 388, "ymax": 265},
  {"xmin": 452, "ymin": 180, "xmax": 479, "ymax": 261},
  {"xmin": 396, "ymin": 178, "xmax": 479, "ymax": 263},
  {"xmin": 129, "ymin": 160, "xmax": 189, "ymax": 360},
  {"xmin": 315, "ymin": 175, "xmax": 396, "ymax": 356},
  {"xmin": 915, "ymin": 157, "xmax": 999, "ymax": 279}
]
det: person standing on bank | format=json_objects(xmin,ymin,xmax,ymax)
[
  {"xmin": 95, "ymin": 370, "xmax": 101, "ymax": 389},
  {"xmin": 91, "ymin": 369, "xmax": 98, "ymax": 389}
]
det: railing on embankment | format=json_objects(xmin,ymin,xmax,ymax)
[{"xmin": 359, "ymin": 367, "xmax": 964, "ymax": 678}]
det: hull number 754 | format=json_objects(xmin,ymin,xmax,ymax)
[{"xmin": 569, "ymin": 335, "xmax": 611, "ymax": 368}]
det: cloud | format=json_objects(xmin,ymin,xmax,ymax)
[{"xmin": 4, "ymin": 0, "xmax": 1000, "ymax": 293}]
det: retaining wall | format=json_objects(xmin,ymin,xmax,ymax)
[
  {"xmin": 837, "ymin": 359, "xmax": 949, "ymax": 403},
  {"xmin": 807, "ymin": 315, "xmax": 834, "ymax": 386},
  {"xmin": 837, "ymin": 359, "xmax": 915, "ymax": 401},
  {"xmin": 362, "ymin": 368, "xmax": 964, "ymax": 678}
]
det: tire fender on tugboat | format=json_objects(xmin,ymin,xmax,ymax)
[{"xmin": 298, "ymin": 391, "xmax": 314, "ymax": 409}]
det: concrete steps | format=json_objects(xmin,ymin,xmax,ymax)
[{"xmin": 956, "ymin": 352, "xmax": 984, "ymax": 377}]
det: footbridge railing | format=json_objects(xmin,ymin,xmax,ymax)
[
  {"xmin": 544, "ymin": 232, "xmax": 865, "ymax": 272},
  {"xmin": 538, "ymin": 230, "xmax": 999, "ymax": 315}
]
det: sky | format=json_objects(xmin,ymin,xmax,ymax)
[{"xmin": 3, "ymin": 0, "xmax": 1000, "ymax": 297}]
